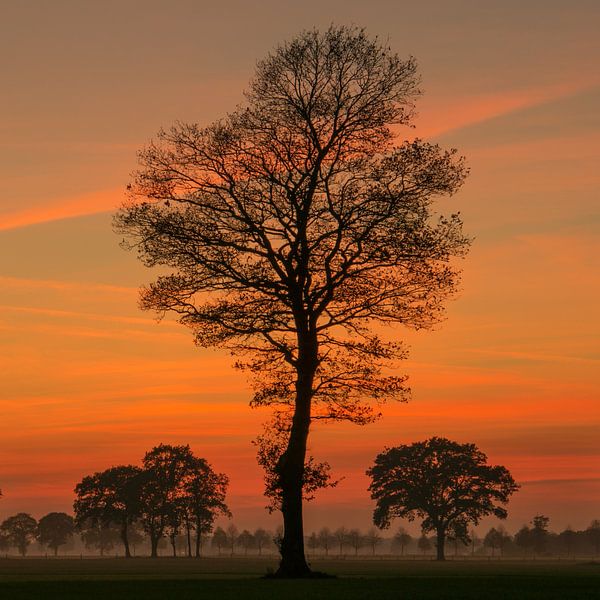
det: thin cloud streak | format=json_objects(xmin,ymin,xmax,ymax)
[
  {"xmin": 412, "ymin": 79, "xmax": 600, "ymax": 139},
  {"xmin": 0, "ymin": 188, "xmax": 122, "ymax": 231}
]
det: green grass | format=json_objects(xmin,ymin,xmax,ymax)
[{"xmin": 1, "ymin": 557, "xmax": 599, "ymax": 599}]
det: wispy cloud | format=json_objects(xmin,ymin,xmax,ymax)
[
  {"xmin": 0, "ymin": 188, "xmax": 123, "ymax": 231},
  {"xmin": 0, "ymin": 275, "xmax": 136, "ymax": 294},
  {"xmin": 412, "ymin": 79, "xmax": 600, "ymax": 139}
]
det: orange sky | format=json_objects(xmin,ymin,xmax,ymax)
[{"xmin": 1, "ymin": 1, "xmax": 599, "ymax": 535}]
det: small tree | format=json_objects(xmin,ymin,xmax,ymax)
[
  {"xmin": 483, "ymin": 527, "xmax": 501, "ymax": 557},
  {"xmin": 348, "ymin": 528, "xmax": 365, "ymax": 556},
  {"xmin": 367, "ymin": 437, "xmax": 519, "ymax": 560},
  {"xmin": 74, "ymin": 465, "xmax": 142, "ymax": 558},
  {"xmin": 530, "ymin": 515, "xmax": 550, "ymax": 556},
  {"xmin": 307, "ymin": 532, "xmax": 319, "ymax": 555},
  {"xmin": 586, "ymin": 520, "xmax": 600, "ymax": 556},
  {"xmin": 364, "ymin": 527, "xmax": 383, "ymax": 556},
  {"xmin": 127, "ymin": 523, "xmax": 145, "ymax": 556},
  {"xmin": 237, "ymin": 530, "xmax": 256, "ymax": 555},
  {"xmin": 392, "ymin": 527, "xmax": 412, "ymax": 556},
  {"xmin": 79, "ymin": 520, "xmax": 120, "ymax": 556},
  {"xmin": 317, "ymin": 527, "xmax": 334, "ymax": 557},
  {"xmin": 226, "ymin": 524, "xmax": 239, "ymax": 556},
  {"xmin": 211, "ymin": 526, "xmax": 227, "ymax": 556},
  {"xmin": 37, "ymin": 512, "xmax": 74, "ymax": 556},
  {"xmin": 0, "ymin": 513, "xmax": 37, "ymax": 556},
  {"xmin": 558, "ymin": 526, "xmax": 577, "ymax": 558},
  {"xmin": 514, "ymin": 525, "xmax": 533, "ymax": 557},
  {"xmin": 254, "ymin": 528, "xmax": 271, "ymax": 556},
  {"xmin": 418, "ymin": 534, "xmax": 432, "ymax": 556},
  {"xmin": 469, "ymin": 528, "xmax": 481, "ymax": 556},
  {"xmin": 115, "ymin": 24, "xmax": 470, "ymax": 577},
  {"xmin": 334, "ymin": 527, "xmax": 349, "ymax": 556}
]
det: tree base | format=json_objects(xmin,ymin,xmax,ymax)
[{"xmin": 264, "ymin": 568, "xmax": 336, "ymax": 579}]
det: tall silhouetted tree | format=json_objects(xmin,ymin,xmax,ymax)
[
  {"xmin": 37, "ymin": 512, "xmax": 74, "ymax": 556},
  {"xmin": 367, "ymin": 437, "xmax": 519, "ymax": 560},
  {"xmin": 115, "ymin": 25, "xmax": 470, "ymax": 576},
  {"xmin": 74, "ymin": 465, "xmax": 142, "ymax": 557},
  {"xmin": 0, "ymin": 513, "xmax": 37, "ymax": 556}
]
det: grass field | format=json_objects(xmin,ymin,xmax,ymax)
[{"xmin": 1, "ymin": 557, "xmax": 599, "ymax": 599}]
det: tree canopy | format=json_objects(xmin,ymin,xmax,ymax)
[
  {"xmin": 0, "ymin": 513, "xmax": 38, "ymax": 557},
  {"xmin": 115, "ymin": 25, "xmax": 470, "ymax": 576},
  {"xmin": 74, "ymin": 444, "xmax": 229, "ymax": 558},
  {"xmin": 37, "ymin": 512, "xmax": 74, "ymax": 556},
  {"xmin": 367, "ymin": 437, "xmax": 519, "ymax": 560}
]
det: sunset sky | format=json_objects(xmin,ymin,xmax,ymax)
[{"xmin": 1, "ymin": 1, "xmax": 599, "ymax": 535}]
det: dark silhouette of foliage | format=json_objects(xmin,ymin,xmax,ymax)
[
  {"xmin": 253, "ymin": 413, "xmax": 337, "ymax": 512},
  {"xmin": 115, "ymin": 24, "xmax": 469, "ymax": 576},
  {"xmin": 37, "ymin": 512, "xmax": 74, "ymax": 556},
  {"xmin": 74, "ymin": 465, "xmax": 142, "ymax": 557},
  {"xmin": 483, "ymin": 526, "xmax": 511, "ymax": 557},
  {"xmin": 0, "ymin": 513, "xmax": 37, "ymax": 556},
  {"xmin": 367, "ymin": 437, "xmax": 519, "ymax": 560},
  {"xmin": 138, "ymin": 444, "xmax": 230, "ymax": 558}
]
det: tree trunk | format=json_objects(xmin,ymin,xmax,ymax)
[
  {"xmin": 150, "ymin": 533, "xmax": 159, "ymax": 558},
  {"xmin": 195, "ymin": 519, "xmax": 201, "ymax": 557},
  {"xmin": 436, "ymin": 527, "xmax": 446, "ymax": 561},
  {"xmin": 54, "ymin": 546, "xmax": 58, "ymax": 557},
  {"xmin": 186, "ymin": 520, "xmax": 192, "ymax": 557},
  {"xmin": 275, "ymin": 338, "xmax": 315, "ymax": 577},
  {"xmin": 170, "ymin": 533, "xmax": 177, "ymax": 557},
  {"xmin": 120, "ymin": 521, "xmax": 131, "ymax": 558}
]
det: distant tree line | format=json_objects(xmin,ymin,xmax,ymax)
[
  {"xmin": 303, "ymin": 518, "xmax": 600, "ymax": 559},
  {"xmin": 1, "ymin": 513, "xmax": 599, "ymax": 559}
]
